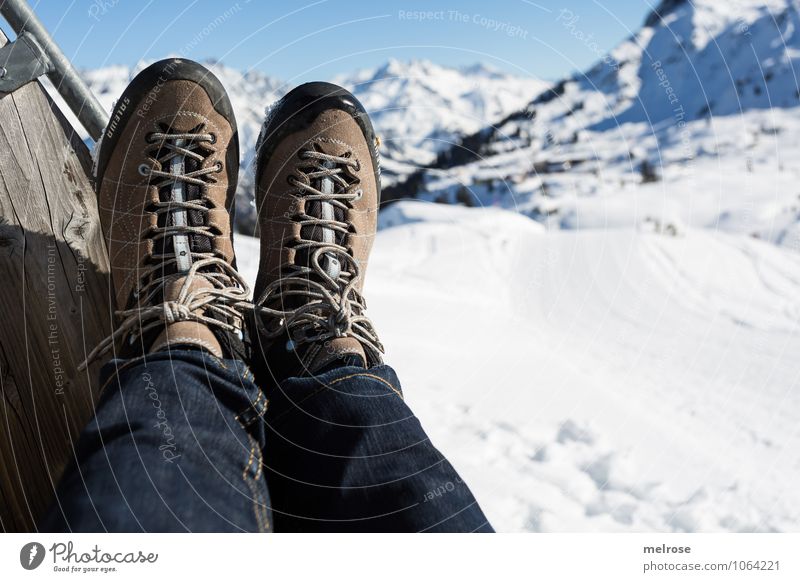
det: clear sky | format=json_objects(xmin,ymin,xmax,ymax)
[{"xmin": 4, "ymin": 0, "xmax": 653, "ymax": 82}]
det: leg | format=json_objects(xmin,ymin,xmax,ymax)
[
  {"xmin": 263, "ymin": 364, "xmax": 493, "ymax": 532},
  {"xmin": 41, "ymin": 349, "xmax": 271, "ymax": 532},
  {"xmin": 44, "ymin": 60, "xmax": 267, "ymax": 531},
  {"xmin": 252, "ymin": 82, "xmax": 491, "ymax": 531}
]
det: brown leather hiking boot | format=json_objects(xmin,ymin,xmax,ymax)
[
  {"xmin": 84, "ymin": 59, "xmax": 250, "ymax": 366},
  {"xmin": 252, "ymin": 82, "xmax": 384, "ymax": 380}
]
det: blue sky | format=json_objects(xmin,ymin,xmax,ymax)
[{"xmin": 6, "ymin": 0, "xmax": 652, "ymax": 82}]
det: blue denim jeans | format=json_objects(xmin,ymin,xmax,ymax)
[{"xmin": 42, "ymin": 349, "xmax": 492, "ymax": 532}]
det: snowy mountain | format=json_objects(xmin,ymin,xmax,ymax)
[
  {"xmin": 49, "ymin": 58, "xmax": 545, "ymax": 233},
  {"xmin": 554, "ymin": 0, "xmax": 800, "ymax": 129},
  {"xmin": 386, "ymin": 0, "xmax": 800, "ymax": 248},
  {"xmin": 332, "ymin": 59, "xmax": 549, "ymax": 184}
]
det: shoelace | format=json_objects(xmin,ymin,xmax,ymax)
[
  {"xmin": 254, "ymin": 149, "xmax": 384, "ymax": 363},
  {"xmin": 80, "ymin": 131, "xmax": 251, "ymax": 370}
]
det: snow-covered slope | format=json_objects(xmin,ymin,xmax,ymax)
[
  {"xmin": 332, "ymin": 59, "xmax": 548, "ymax": 183},
  {"xmin": 234, "ymin": 200, "xmax": 800, "ymax": 532}
]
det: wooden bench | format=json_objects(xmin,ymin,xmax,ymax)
[{"xmin": 0, "ymin": 28, "xmax": 111, "ymax": 532}]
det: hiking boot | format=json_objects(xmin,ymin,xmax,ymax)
[
  {"xmin": 84, "ymin": 58, "xmax": 250, "ymax": 366},
  {"xmin": 252, "ymin": 82, "xmax": 384, "ymax": 380}
]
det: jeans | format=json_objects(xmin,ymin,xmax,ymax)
[{"xmin": 42, "ymin": 349, "xmax": 493, "ymax": 532}]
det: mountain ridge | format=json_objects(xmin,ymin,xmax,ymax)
[{"xmin": 382, "ymin": 0, "xmax": 800, "ymax": 250}]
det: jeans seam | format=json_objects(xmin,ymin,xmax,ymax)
[
  {"xmin": 243, "ymin": 366, "xmax": 255, "ymax": 383},
  {"xmin": 235, "ymin": 390, "xmax": 268, "ymax": 428},
  {"xmin": 328, "ymin": 373, "xmax": 404, "ymax": 400},
  {"xmin": 241, "ymin": 429, "xmax": 269, "ymax": 532},
  {"xmin": 210, "ymin": 353, "xmax": 229, "ymax": 370},
  {"xmin": 222, "ymin": 358, "xmax": 269, "ymax": 531},
  {"xmin": 225, "ymin": 359, "xmax": 269, "ymax": 531},
  {"xmin": 99, "ymin": 351, "xmax": 233, "ymax": 394},
  {"xmin": 272, "ymin": 372, "xmax": 403, "ymax": 426},
  {"xmin": 97, "ymin": 356, "xmax": 148, "ymax": 394},
  {"xmin": 252, "ymin": 446, "xmax": 268, "ymax": 530}
]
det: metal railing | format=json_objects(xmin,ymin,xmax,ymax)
[{"xmin": 0, "ymin": 0, "xmax": 108, "ymax": 141}]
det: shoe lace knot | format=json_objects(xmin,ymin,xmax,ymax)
[{"xmin": 162, "ymin": 300, "xmax": 193, "ymax": 324}]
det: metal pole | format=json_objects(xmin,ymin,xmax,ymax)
[{"xmin": 0, "ymin": 0, "xmax": 108, "ymax": 141}]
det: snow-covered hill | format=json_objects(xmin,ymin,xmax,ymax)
[{"xmin": 332, "ymin": 59, "xmax": 548, "ymax": 184}]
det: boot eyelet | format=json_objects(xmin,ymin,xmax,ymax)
[
  {"xmin": 214, "ymin": 161, "xmax": 223, "ymax": 172},
  {"xmin": 352, "ymin": 189, "xmax": 363, "ymax": 201},
  {"xmin": 208, "ymin": 133, "xmax": 217, "ymax": 144},
  {"xmin": 145, "ymin": 133, "xmax": 156, "ymax": 144},
  {"xmin": 138, "ymin": 164, "xmax": 151, "ymax": 176}
]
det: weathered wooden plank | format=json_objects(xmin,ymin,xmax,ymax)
[{"xmin": 0, "ymin": 28, "xmax": 111, "ymax": 532}]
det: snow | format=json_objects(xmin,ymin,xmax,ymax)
[
  {"xmin": 234, "ymin": 200, "xmax": 800, "ymax": 532},
  {"xmin": 332, "ymin": 59, "xmax": 549, "ymax": 178}
]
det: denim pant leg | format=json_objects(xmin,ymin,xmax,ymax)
[
  {"xmin": 263, "ymin": 364, "xmax": 493, "ymax": 532},
  {"xmin": 41, "ymin": 349, "xmax": 272, "ymax": 532}
]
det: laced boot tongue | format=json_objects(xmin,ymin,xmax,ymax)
[
  {"xmin": 296, "ymin": 140, "xmax": 353, "ymax": 283},
  {"xmin": 79, "ymin": 93, "xmax": 252, "ymax": 371},
  {"xmin": 152, "ymin": 125, "xmax": 216, "ymax": 279},
  {"xmin": 124, "ymin": 127, "xmax": 246, "ymax": 361},
  {"xmin": 263, "ymin": 141, "xmax": 368, "ymax": 379}
]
